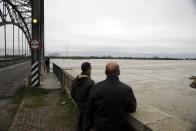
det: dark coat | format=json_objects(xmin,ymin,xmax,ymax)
[
  {"xmin": 71, "ymin": 74, "xmax": 95, "ymax": 111},
  {"xmin": 71, "ymin": 74, "xmax": 95, "ymax": 131},
  {"xmin": 87, "ymin": 75, "xmax": 137, "ymax": 131}
]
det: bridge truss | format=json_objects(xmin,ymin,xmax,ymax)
[
  {"xmin": 0, "ymin": 0, "xmax": 44, "ymax": 86},
  {"xmin": 0, "ymin": 0, "xmax": 32, "ymax": 61}
]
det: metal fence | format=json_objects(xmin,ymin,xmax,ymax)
[
  {"xmin": 0, "ymin": 56, "xmax": 31, "ymax": 68},
  {"xmin": 52, "ymin": 63, "xmax": 75, "ymax": 93},
  {"xmin": 53, "ymin": 63, "xmax": 64, "ymax": 86}
]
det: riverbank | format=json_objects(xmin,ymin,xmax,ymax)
[{"xmin": 49, "ymin": 56, "xmax": 196, "ymax": 60}]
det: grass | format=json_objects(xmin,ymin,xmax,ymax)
[
  {"xmin": 14, "ymin": 86, "xmax": 49, "ymax": 108},
  {"xmin": 60, "ymin": 90, "xmax": 78, "ymax": 129},
  {"xmin": 0, "ymin": 86, "xmax": 49, "ymax": 131}
]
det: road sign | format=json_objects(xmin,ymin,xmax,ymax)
[
  {"xmin": 30, "ymin": 40, "xmax": 40, "ymax": 49},
  {"xmin": 32, "ymin": 18, "xmax": 38, "ymax": 24}
]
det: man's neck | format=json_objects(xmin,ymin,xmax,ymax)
[{"xmin": 106, "ymin": 74, "xmax": 119, "ymax": 81}]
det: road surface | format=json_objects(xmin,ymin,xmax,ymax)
[
  {"xmin": 0, "ymin": 61, "xmax": 30, "ymax": 97},
  {"xmin": 0, "ymin": 61, "xmax": 30, "ymax": 130}
]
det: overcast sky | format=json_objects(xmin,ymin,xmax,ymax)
[
  {"xmin": 44, "ymin": 0, "xmax": 196, "ymax": 57},
  {"xmin": 1, "ymin": 0, "xmax": 196, "ymax": 57}
]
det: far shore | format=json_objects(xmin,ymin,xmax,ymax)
[{"xmin": 48, "ymin": 56, "xmax": 196, "ymax": 60}]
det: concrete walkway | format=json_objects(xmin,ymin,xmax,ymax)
[
  {"xmin": 9, "ymin": 72, "xmax": 77, "ymax": 131},
  {"xmin": 41, "ymin": 72, "xmax": 61, "ymax": 89}
]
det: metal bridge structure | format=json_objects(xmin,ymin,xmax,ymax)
[{"xmin": 0, "ymin": 0, "xmax": 44, "ymax": 86}]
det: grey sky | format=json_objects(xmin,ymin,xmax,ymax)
[
  {"xmin": 44, "ymin": 0, "xmax": 196, "ymax": 57},
  {"xmin": 1, "ymin": 0, "xmax": 196, "ymax": 57}
]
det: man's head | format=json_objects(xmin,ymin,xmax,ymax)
[
  {"xmin": 105, "ymin": 62, "xmax": 120, "ymax": 76},
  {"xmin": 81, "ymin": 62, "xmax": 91, "ymax": 75}
]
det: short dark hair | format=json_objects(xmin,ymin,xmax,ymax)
[{"xmin": 81, "ymin": 62, "xmax": 91, "ymax": 72}]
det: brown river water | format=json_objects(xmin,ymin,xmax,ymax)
[{"xmin": 52, "ymin": 59, "xmax": 196, "ymax": 125}]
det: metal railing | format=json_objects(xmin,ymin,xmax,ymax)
[
  {"xmin": 0, "ymin": 56, "xmax": 31, "ymax": 68},
  {"xmin": 53, "ymin": 63, "xmax": 75, "ymax": 94},
  {"xmin": 53, "ymin": 63, "xmax": 64, "ymax": 86}
]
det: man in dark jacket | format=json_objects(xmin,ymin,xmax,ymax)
[
  {"xmin": 71, "ymin": 62, "xmax": 95, "ymax": 131},
  {"xmin": 87, "ymin": 62, "xmax": 137, "ymax": 131}
]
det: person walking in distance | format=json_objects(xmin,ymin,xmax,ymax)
[
  {"xmin": 71, "ymin": 62, "xmax": 95, "ymax": 131},
  {"xmin": 45, "ymin": 57, "xmax": 50, "ymax": 73},
  {"xmin": 87, "ymin": 62, "xmax": 137, "ymax": 131}
]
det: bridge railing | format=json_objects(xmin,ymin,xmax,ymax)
[
  {"xmin": 53, "ymin": 63, "xmax": 64, "ymax": 86},
  {"xmin": 0, "ymin": 56, "xmax": 31, "ymax": 68},
  {"xmin": 52, "ymin": 63, "xmax": 194, "ymax": 131}
]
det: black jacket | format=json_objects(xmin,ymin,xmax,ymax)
[
  {"xmin": 87, "ymin": 75, "xmax": 137, "ymax": 131},
  {"xmin": 71, "ymin": 74, "xmax": 95, "ymax": 111}
]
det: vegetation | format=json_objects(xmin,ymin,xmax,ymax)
[
  {"xmin": 0, "ymin": 86, "xmax": 48, "ymax": 131},
  {"xmin": 60, "ymin": 90, "xmax": 78, "ymax": 129},
  {"xmin": 48, "ymin": 55, "xmax": 196, "ymax": 60},
  {"xmin": 20, "ymin": 85, "xmax": 48, "ymax": 107},
  {"xmin": 189, "ymin": 76, "xmax": 196, "ymax": 89},
  {"xmin": 14, "ymin": 86, "xmax": 49, "ymax": 107}
]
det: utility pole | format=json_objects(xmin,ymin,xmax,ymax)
[{"xmin": 31, "ymin": 0, "xmax": 44, "ymax": 87}]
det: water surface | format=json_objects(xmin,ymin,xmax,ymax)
[{"xmin": 52, "ymin": 59, "xmax": 196, "ymax": 125}]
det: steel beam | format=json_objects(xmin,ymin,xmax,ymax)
[
  {"xmin": 31, "ymin": 0, "xmax": 41, "ymax": 87},
  {"xmin": 13, "ymin": 24, "xmax": 14, "ymax": 59}
]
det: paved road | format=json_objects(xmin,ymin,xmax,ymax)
[
  {"xmin": 0, "ymin": 61, "xmax": 30, "ymax": 98},
  {"xmin": 0, "ymin": 61, "xmax": 30, "ymax": 130}
]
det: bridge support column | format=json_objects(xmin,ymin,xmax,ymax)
[{"xmin": 31, "ymin": 0, "xmax": 44, "ymax": 87}]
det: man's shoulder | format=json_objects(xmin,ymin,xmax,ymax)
[
  {"xmin": 88, "ymin": 77, "xmax": 95, "ymax": 83},
  {"xmin": 119, "ymin": 81, "xmax": 130, "ymax": 87},
  {"xmin": 95, "ymin": 80, "xmax": 106, "ymax": 87},
  {"xmin": 90, "ymin": 80, "xmax": 106, "ymax": 96},
  {"xmin": 118, "ymin": 81, "xmax": 133, "ymax": 91},
  {"xmin": 90, "ymin": 80, "xmax": 106, "ymax": 92}
]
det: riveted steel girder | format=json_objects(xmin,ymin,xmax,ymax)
[{"xmin": 0, "ymin": 0, "xmax": 32, "ymax": 42}]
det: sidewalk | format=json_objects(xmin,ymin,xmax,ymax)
[{"xmin": 9, "ymin": 72, "xmax": 77, "ymax": 131}]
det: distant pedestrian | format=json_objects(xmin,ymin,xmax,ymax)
[
  {"xmin": 45, "ymin": 57, "xmax": 50, "ymax": 73},
  {"xmin": 71, "ymin": 62, "xmax": 95, "ymax": 131},
  {"xmin": 87, "ymin": 62, "xmax": 137, "ymax": 131}
]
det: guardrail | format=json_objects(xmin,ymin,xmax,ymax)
[
  {"xmin": 53, "ymin": 63, "xmax": 64, "ymax": 85},
  {"xmin": 53, "ymin": 63, "xmax": 74, "ymax": 95},
  {"xmin": 0, "ymin": 57, "xmax": 31, "ymax": 68},
  {"xmin": 52, "ymin": 63, "xmax": 194, "ymax": 131}
]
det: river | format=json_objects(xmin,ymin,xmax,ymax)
[{"xmin": 51, "ymin": 59, "xmax": 196, "ymax": 125}]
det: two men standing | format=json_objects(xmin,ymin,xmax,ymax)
[{"xmin": 71, "ymin": 62, "xmax": 137, "ymax": 131}]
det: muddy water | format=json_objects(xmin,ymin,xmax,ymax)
[{"xmin": 52, "ymin": 59, "xmax": 196, "ymax": 125}]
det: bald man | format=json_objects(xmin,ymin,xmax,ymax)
[{"xmin": 86, "ymin": 62, "xmax": 137, "ymax": 131}]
